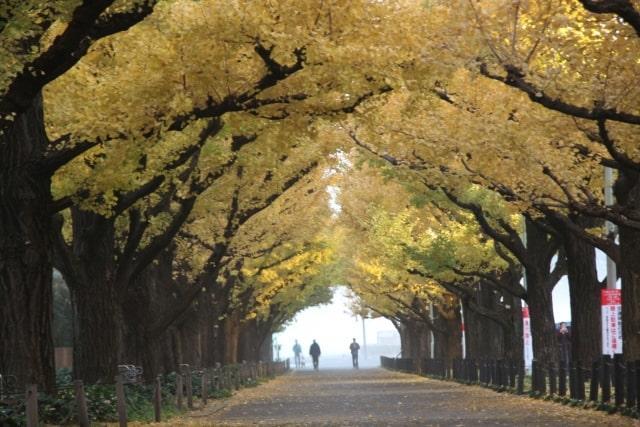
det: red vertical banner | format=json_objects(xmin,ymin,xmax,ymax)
[
  {"xmin": 522, "ymin": 306, "xmax": 533, "ymax": 368},
  {"xmin": 601, "ymin": 289, "xmax": 622, "ymax": 355}
]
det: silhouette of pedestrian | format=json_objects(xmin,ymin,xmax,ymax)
[
  {"xmin": 309, "ymin": 340, "xmax": 321, "ymax": 370},
  {"xmin": 349, "ymin": 338, "xmax": 361, "ymax": 368},
  {"xmin": 557, "ymin": 322, "xmax": 571, "ymax": 369},
  {"xmin": 292, "ymin": 340, "xmax": 302, "ymax": 368}
]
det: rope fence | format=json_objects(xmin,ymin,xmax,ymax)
[{"xmin": 0, "ymin": 359, "xmax": 290, "ymax": 426}]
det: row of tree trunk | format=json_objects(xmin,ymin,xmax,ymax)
[{"xmin": 392, "ymin": 216, "xmax": 605, "ymax": 370}]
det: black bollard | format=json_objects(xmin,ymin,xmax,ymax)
[
  {"xmin": 569, "ymin": 361, "xmax": 576, "ymax": 399},
  {"xmin": 614, "ymin": 354, "xmax": 625, "ymax": 407},
  {"xmin": 516, "ymin": 360, "xmax": 524, "ymax": 395},
  {"xmin": 548, "ymin": 364, "xmax": 557, "ymax": 395},
  {"xmin": 576, "ymin": 361, "xmax": 585, "ymax": 401},
  {"xmin": 509, "ymin": 360, "xmax": 516, "ymax": 388},
  {"xmin": 626, "ymin": 361, "xmax": 636, "ymax": 408},
  {"xmin": 635, "ymin": 360, "xmax": 640, "ymax": 413},
  {"xmin": 602, "ymin": 355, "xmax": 611, "ymax": 403},
  {"xmin": 540, "ymin": 363, "xmax": 547, "ymax": 395},
  {"xmin": 558, "ymin": 363, "xmax": 567, "ymax": 396},
  {"xmin": 589, "ymin": 360, "xmax": 599, "ymax": 402}
]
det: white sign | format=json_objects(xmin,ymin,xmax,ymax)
[
  {"xmin": 523, "ymin": 306, "xmax": 533, "ymax": 368},
  {"xmin": 602, "ymin": 289, "xmax": 622, "ymax": 355}
]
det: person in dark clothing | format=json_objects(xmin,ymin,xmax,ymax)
[
  {"xmin": 557, "ymin": 322, "xmax": 571, "ymax": 369},
  {"xmin": 309, "ymin": 340, "xmax": 321, "ymax": 370},
  {"xmin": 349, "ymin": 338, "xmax": 360, "ymax": 368}
]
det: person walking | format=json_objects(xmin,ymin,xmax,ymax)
[
  {"xmin": 557, "ymin": 322, "xmax": 571, "ymax": 370},
  {"xmin": 292, "ymin": 340, "xmax": 302, "ymax": 368},
  {"xmin": 309, "ymin": 340, "xmax": 321, "ymax": 370},
  {"xmin": 349, "ymin": 338, "xmax": 361, "ymax": 368}
]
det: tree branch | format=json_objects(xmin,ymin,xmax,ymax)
[{"xmin": 579, "ymin": 0, "xmax": 640, "ymax": 37}]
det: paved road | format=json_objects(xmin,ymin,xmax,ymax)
[{"xmin": 175, "ymin": 368, "xmax": 639, "ymax": 426}]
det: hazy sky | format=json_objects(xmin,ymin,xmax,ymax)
[{"xmin": 274, "ymin": 287, "xmax": 397, "ymax": 359}]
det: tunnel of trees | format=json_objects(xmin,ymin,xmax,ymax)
[{"xmin": 1, "ymin": 0, "xmax": 639, "ymax": 398}]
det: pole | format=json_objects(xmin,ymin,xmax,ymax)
[
  {"xmin": 429, "ymin": 302, "xmax": 435, "ymax": 358},
  {"xmin": 460, "ymin": 302, "xmax": 466, "ymax": 359},
  {"xmin": 521, "ymin": 217, "xmax": 533, "ymax": 369},
  {"xmin": 604, "ymin": 166, "xmax": 617, "ymax": 289},
  {"xmin": 362, "ymin": 315, "xmax": 367, "ymax": 360}
]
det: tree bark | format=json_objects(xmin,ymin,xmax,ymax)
[
  {"xmin": 224, "ymin": 311, "xmax": 241, "ymax": 364},
  {"xmin": 615, "ymin": 170, "xmax": 640, "ymax": 360},
  {"xmin": 524, "ymin": 219, "xmax": 559, "ymax": 366},
  {"xmin": 64, "ymin": 209, "xmax": 123, "ymax": 383},
  {"xmin": 0, "ymin": 93, "xmax": 55, "ymax": 392},
  {"xmin": 562, "ymin": 225, "xmax": 602, "ymax": 364}
]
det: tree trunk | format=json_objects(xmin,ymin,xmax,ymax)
[
  {"xmin": 0, "ymin": 93, "xmax": 55, "ymax": 391},
  {"xmin": 237, "ymin": 318, "xmax": 259, "ymax": 363},
  {"xmin": 524, "ymin": 219, "xmax": 559, "ymax": 366},
  {"xmin": 67, "ymin": 209, "xmax": 122, "ymax": 383},
  {"xmin": 505, "ymin": 294, "xmax": 523, "ymax": 361},
  {"xmin": 526, "ymin": 271, "xmax": 558, "ymax": 366},
  {"xmin": 563, "ymin": 228, "xmax": 601, "ymax": 364},
  {"xmin": 615, "ymin": 170, "xmax": 640, "ymax": 360},
  {"xmin": 260, "ymin": 333, "xmax": 273, "ymax": 362},
  {"xmin": 434, "ymin": 307, "xmax": 462, "ymax": 368},
  {"xmin": 224, "ymin": 311, "xmax": 241, "ymax": 364}
]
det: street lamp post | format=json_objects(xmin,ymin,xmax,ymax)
[{"xmin": 362, "ymin": 315, "xmax": 367, "ymax": 360}]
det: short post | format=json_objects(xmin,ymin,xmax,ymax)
[
  {"xmin": 576, "ymin": 361, "xmax": 585, "ymax": 400},
  {"xmin": 213, "ymin": 368, "xmax": 220, "ymax": 391},
  {"xmin": 602, "ymin": 356, "xmax": 611, "ymax": 403},
  {"xmin": 548, "ymin": 364, "xmax": 557, "ymax": 395},
  {"xmin": 626, "ymin": 361, "xmax": 636, "ymax": 407},
  {"xmin": 25, "ymin": 384, "xmax": 38, "ymax": 427},
  {"xmin": 558, "ymin": 363, "xmax": 567, "ymax": 396},
  {"xmin": 569, "ymin": 361, "xmax": 576, "ymax": 399},
  {"xmin": 635, "ymin": 360, "xmax": 640, "ymax": 413},
  {"xmin": 153, "ymin": 376, "xmax": 162, "ymax": 422},
  {"xmin": 115, "ymin": 374, "xmax": 128, "ymax": 427},
  {"xmin": 74, "ymin": 380, "xmax": 90, "ymax": 427},
  {"xmin": 509, "ymin": 360, "xmax": 516, "ymax": 388},
  {"xmin": 234, "ymin": 366, "xmax": 240, "ymax": 390},
  {"xmin": 516, "ymin": 361, "xmax": 524, "ymax": 395},
  {"xmin": 589, "ymin": 360, "xmax": 599, "ymax": 401},
  {"xmin": 176, "ymin": 373, "xmax": 184, "ymax": 410},
  {"xmin": 187, "ymin": 371, "xmax": 193, "ymax": 409},
  {"xmin": 201, "ymin": 372, "xmax": 208, "ymax": 406},
  {"xmin": 614, "ymin": 354, "xmax": 625, "ymax": 407},
  {"xmin": 531, "ymin": 360, "xmax": 538, "ymax": 393}
]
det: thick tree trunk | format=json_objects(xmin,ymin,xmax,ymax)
[
  {"xmin": 224, "ymin": 311, "xmax": 241, "ymax": 364},
  {"xmin": 397, "ymin": 322, "xmax": 410, "ymax": 358},
  {"xmin": 177, "ymin": 311, "xmax": 203, "ymax": 367},
  {"xmin": 476, "ymin": 284, "xmax": 505, "ymax": 359},
  {"xmin": 260, "ymin": 333, "xmax": 273, "ymax": 362},
  {"xmin": 0, "ymin": 93, "xmax": 55, "ymax": 391},
  {"xmin": 505, "ymin": 294, "xmax": 523, "ymax": 361},
  {"xmin": 237, "ymin": 319, "xmax": 259, "ymax": 363},
  {"xmin": 615, "ymin": 170, "xmax": 640, "ymax": 360},
  {"xmin": 62, "ymin": 209, "xmax": 123, "ymax": 383},
  {"xmin": 526, "ymin": 271, "xmax": 558, "ymax": 366},
  {"xmin": 524, "ymin": 220, "xmax": 559, "ymax": 366},
  {"xmin": 563, "ymin": 228, "xmax": 601, "ymax": 364},
  {"xmin": 122, "ymin": 248, "xmax": 178, "ymax": 378},
  {"xmin": 434, "ymin": 308, "xmax": 462, "ymax": 368}
]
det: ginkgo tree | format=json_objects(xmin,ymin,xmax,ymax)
[{"xmin": 0, "ymin": 0, "xmax": 427, "ymax": 389}]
